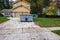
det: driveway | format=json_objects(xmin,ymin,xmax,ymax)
[{"xmin": 0, "ymin": 17, "xmax": 60, "ymax": 40}]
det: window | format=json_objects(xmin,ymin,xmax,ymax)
[
  {"xmin": 25, "ymin": 4, "xmax": 30, "ymax": 9},
  {"xmin": 13, "ymin": 4, "xmax": 17, "ymax": 8},
  {"xmin": 5, "ymin": 13, "xmax": 10, "ymax": 16}
]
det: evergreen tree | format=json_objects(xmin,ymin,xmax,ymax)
[
  {"xmin": 0, "ymin": 0, "xmax": 4, "ymax": 10},
  {"xmin": 0, "ymin": 0, "xmax": 11, "ymax": 11},
  {"xmin": 43, "ymin": 0, "xmax": 50, "ymax": 7},
  {"xmin": 31, "ymin": 0, "xmax": 44, "ymax": 17}
]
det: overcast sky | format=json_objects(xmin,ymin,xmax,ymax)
[{"xmin": 9, "ymin": 0, "xmax": 16, "ymax": 1}]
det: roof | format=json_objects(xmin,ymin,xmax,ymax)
[
  {"xmin": 13, "ymin": 0, "xmax": 30, "ymax": 4},
  {"xmin": 1, "ymin": 9, "xmax": 12, "ymax": 13},
  {"xmin": 12, "ymin": 5, "xmax": 30, "ymax": 10},
  {"xmin": 20, "ymin": 14, "xmax": 32, "ymax": 16}
]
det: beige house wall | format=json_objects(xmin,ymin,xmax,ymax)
[
  {"xmin": 12, "ymin": 1, "xmax": 30, "ymax": 17},
  {"xmin": 12, "ymin": 7, "xmax": 30, "ymax": 13}
]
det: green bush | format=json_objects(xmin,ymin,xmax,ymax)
[{"xmin": 43, "ymin": 2, "xmax": 57, "ymax": 15}]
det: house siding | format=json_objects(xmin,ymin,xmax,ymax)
[
  {"xmin": 13, "ymin": 7, "xmax": 30, "ymax": 13},
  {"xmin": 12, "ymin": 1, "xmax": 30, "ymax": 17}
]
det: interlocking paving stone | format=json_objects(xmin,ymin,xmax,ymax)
[{"xmin": 0, "ymin": 18, "xmax": 60, "ymax": 40}]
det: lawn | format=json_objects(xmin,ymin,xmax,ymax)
[
  {"xmin": 0, "ymin": 17, "xmax": 9, "ymax": 23},
  {"xmin": 52, "ymin": 30, "xmax": 60, "ymax": 35},
  {"xmin": 33, "ymin": 18, "xmax": 60, "ymax": 27}
]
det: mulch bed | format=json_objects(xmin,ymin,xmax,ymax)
[
  {"xmin": 34, "ymin": 22, "xmax": 40, "ymax": 26},
  {"xmin": 0, "ymin": 22, "xmax": 2, "ymax": 24}
]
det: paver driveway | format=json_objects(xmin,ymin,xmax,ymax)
[{"xmin": 0, "ymin": 18, "xmax": 60, "ymax": 40}]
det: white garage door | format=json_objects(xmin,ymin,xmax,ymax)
[
  {"xmin": 14, "ymin": 12, "xmax": 29, "ymax": 17},
  {"xmin": 14, "ymin": 13, "xmax": 20, "ymax": 17}
]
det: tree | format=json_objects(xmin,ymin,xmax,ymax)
[
  {"xmin": 0, "ymin": 0, "xmax": 4, "ymax": 11},
  {"xmin": 0, "ymin": 0, "xmax": 4, "ymax": 16},
  {"xmin": 0, "ymin": 0, "xmax": 12, "ymax": 16},
  {"xmin": 43, "ymin": 0, "xmax": 50, "ymax": 7},
  {"xmin": 0, "ymin": 0, "xmax": 11, "ymax": 11},
  {"xmin": 43, "ymin": 2, "xmax": 57, "ymax": 15},
  {"xmin": 31, "ymin": 0, "xmax": 44, "ymax": 17}
]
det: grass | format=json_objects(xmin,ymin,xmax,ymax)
[
  {"xmin": 33, "ymin": 18, "xmax": 60, "ymax": 27},
  {"xmin": 0, "ymin": 17, "xmax": 9, "ymax": 23},
  {"xmin": 52, "ymin": 30, "xmax": 60, "ymax": 35}
]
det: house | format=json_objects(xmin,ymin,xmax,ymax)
[
  {"xmin": 1, "ymin": 0, "xmax": 30, "ymax": 17},
  {"xmin": 12, "ymin": 0, "xmax": 30, "ymax": 17},
  {"xmin": 57, "ymin": 9, "xmax": 60, "ymax": 16},
  {"xmin": 1, "ymin": 9, "xmax": 12, "ymax": 16}
]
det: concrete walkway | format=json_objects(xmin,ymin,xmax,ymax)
[
  {"xmin": 0, "ymin": 18, "xmax": 60, "ymax": 40},
  {"xmin": 43, "ymin": 27, "xmax": 60, "ymax": 31}
]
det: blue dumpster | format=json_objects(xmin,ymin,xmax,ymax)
[{"xmin": 20, "ymin": 14, "xmax": 33, "ymax": 22}]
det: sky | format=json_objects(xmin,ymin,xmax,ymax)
[{"xmin": 9, "ymin": 0, "xmax": 16, "ymax": 1}]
